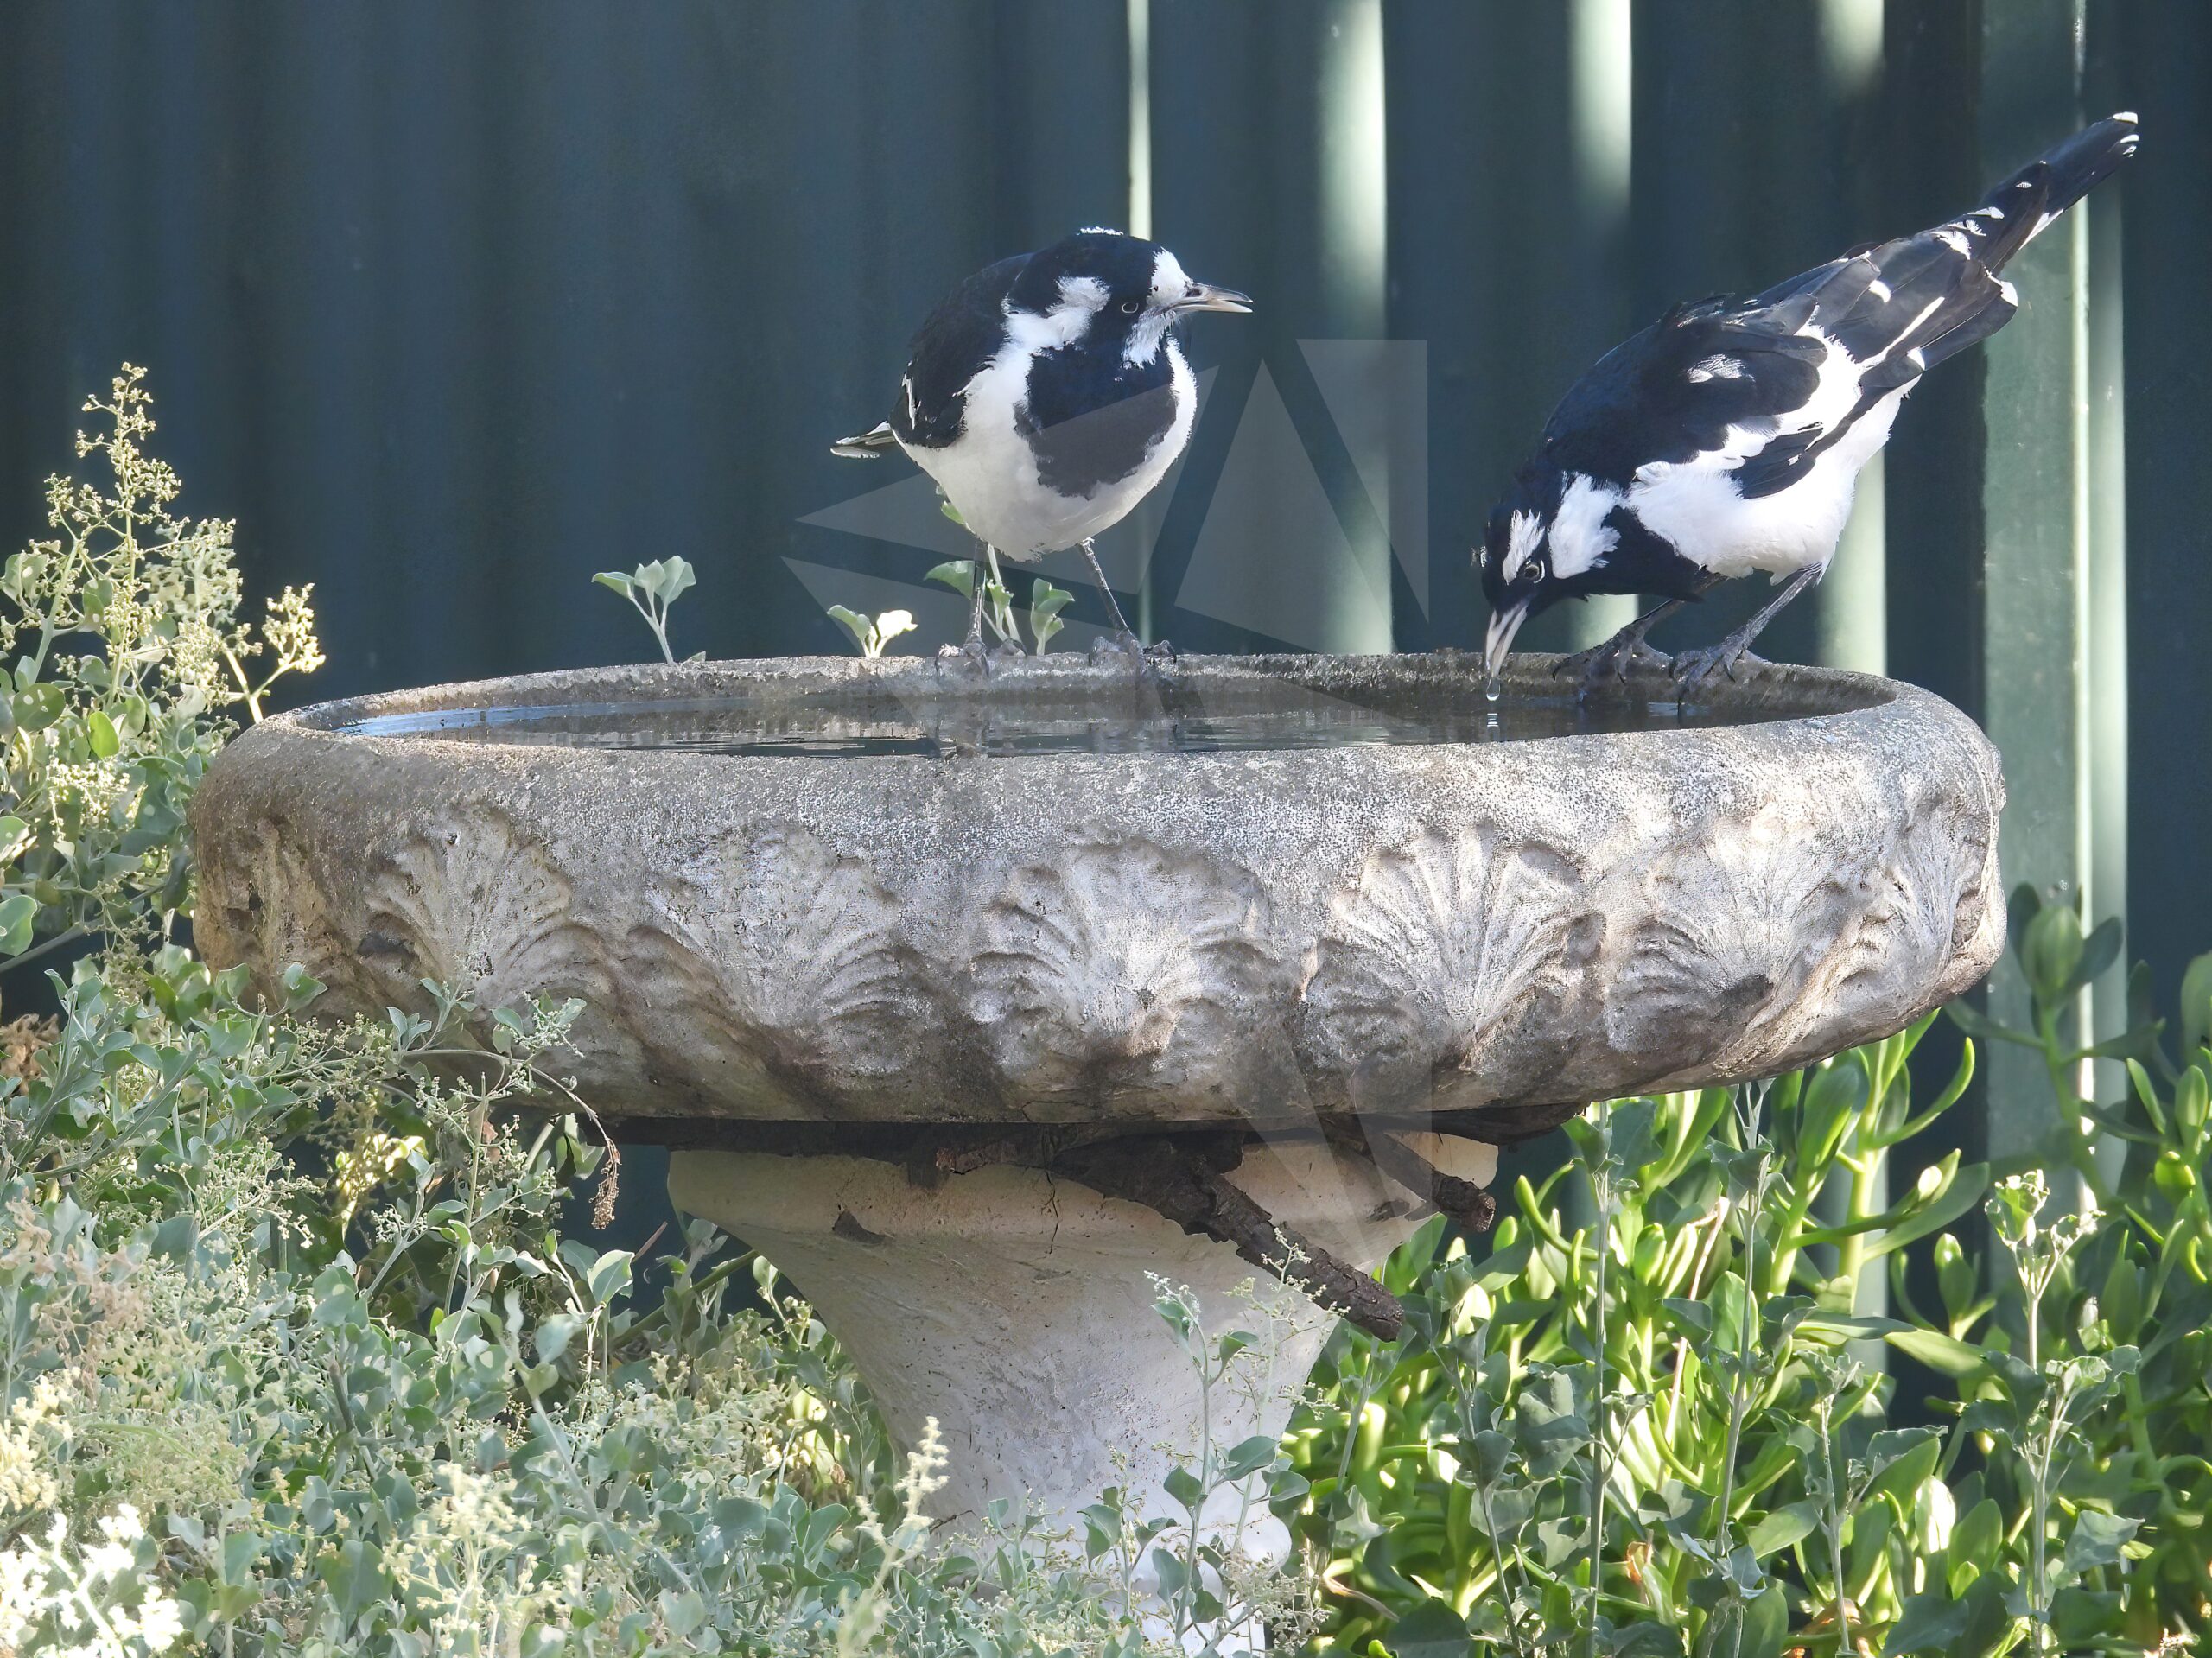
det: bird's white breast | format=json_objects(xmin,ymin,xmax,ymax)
[{"xmin": 902, "ymin": 335, "xmax": 1195, "ymax": 560}]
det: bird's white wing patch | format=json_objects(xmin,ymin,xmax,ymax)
[
  {"xmin": 1548, "ymin": 474, "xmax": 1623, "ymax": 577},
  {"xmin": 1686, "ymin": 354, "xmax": 1746, "ymax": 383}
]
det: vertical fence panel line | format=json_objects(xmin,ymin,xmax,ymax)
[
  {"xmin": 2116, "ymin": 4, "xmax": 2212, "ymax": 1022},
  {"xmin": 1813, "ymin": 0, "xmax": 1888, "ymax": 674},
  {"xmin": 1318, "ymin": 0, "xmax": 1388, "ymax": 340},
  {"xmin": 1125, "ymin": 0, "xmax": 1154, "ymax": 637},
  {"xmin": 1811, "ymin": 0, "xmax": 1894, "ymax": 1347},
  {"xmin": 1315, "ymin": 0, "xmax": 1391, "ymax": 653},
  {"xmin": 2087, "ymin": 186, "xmax": 2128, "ymax": 1130},
  {"xmin": 2083, "ymin": 1, "xmax": 2129, "ymax": 1120},
  {"xmin": 1975, "ymin": 0, "xmax": 2094, "ymax": 1166},
  {"xmin": 1560, "ymin": 0, "xmax": 1634, "ymax": 652},
  {"xmin": 1126, "ymin": 0, "xmax": 1151, "ymax": 240}
]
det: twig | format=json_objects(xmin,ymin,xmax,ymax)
[
  {"xmin": 1, "ymin": 923, "xmax": 94, "ymax": 976},
  {"xmin": 1058, "ymin": 1135, "xmax": 1406, "ymax": 1340}
]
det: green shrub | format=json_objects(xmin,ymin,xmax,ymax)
[
  {"xmin": 1291, "ymin": 908, "xmax": 2211, "ymax": 1658},
  {"xmin": 0, "ymin": 375, "xmax": 1141, "ymax": 1655}
]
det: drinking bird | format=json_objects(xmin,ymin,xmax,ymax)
[
  {"xmin": 1478, "ymin": 113, "xmax": 2140, "ymax": 696},
  {"xmin": 834, "ymin": 228, "xmax": 1251, "ymax": 666}
]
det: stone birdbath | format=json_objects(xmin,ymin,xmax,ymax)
[{"xmin": 188, "ymin": 651, "xmax": 2003, "ymax": 1566}]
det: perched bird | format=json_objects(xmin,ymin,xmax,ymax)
[
  {"xmin": 1479, "ymin": 113, "xmax": 2140, "ymax": 695},
  {"xmin": 834, "ymin": 228, "xmax": 1251, "ymax": 665}
]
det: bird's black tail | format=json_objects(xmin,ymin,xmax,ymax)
[
  {"xmin": 1834, "ymin": 111, "xmax": 2140, "ymax": 378},
  {"xmin": 1968, "ymin": 111, "xmax": 2141, "ymax": 273}
]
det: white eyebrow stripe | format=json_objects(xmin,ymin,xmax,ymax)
[{"xmin": 1500, "ymin": 510, "xmax": 1544, "ymax": 582}]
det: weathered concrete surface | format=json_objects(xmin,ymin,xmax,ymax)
[
  {"xmin": 668, "ymin": 1134, "xmax": 1497, "ymax": 1540},
  {"xmin": 191, "ymin": 651, "xmax": 2005, "ymax": 1134}
]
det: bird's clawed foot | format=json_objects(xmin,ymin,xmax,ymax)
[
  {"xmin": 1669, "ymin": 642, "xmax": 1768, "ymax": 697},
  {"xmin": 1545, "ymin": 601, "xmax": 1683, "ymax": 703},
  {"xmin": 937, "ymin": 636, "xmax": 994, "ymax": 677},
  {"xmin": 1087, "ymin": 632, "xmax": 1176, "ymax": 678},
  {"xmin": 1551, "ymin": 634, "xmax": 1672, "ymax": 701}
]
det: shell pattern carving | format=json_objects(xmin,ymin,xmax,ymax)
[
  {"xmin": 620, "ymin": 824, "xmax": 918, "ymax": 1100},
  {"xmin": 358, "ymin": 810, "xmax": 610, "ymax": 1015},
  {"xmin": 1793, "ymin": 782, "xmax": 2000, "ymax": 1051},
  {"xmin": 1299, "ymin": 829, "xmax": 1602, "ymax": 1104},
  {"xmin": 198, "ymin": 826, "xmax": 359, "ymax": 1004},
  {"xmin": 1605, "ymin": 803, "xmax": 1885, "ymax": 1068},
  {"xmin": 964, "ymin": 836, "xmax": 1283, "ymax": 1104}
]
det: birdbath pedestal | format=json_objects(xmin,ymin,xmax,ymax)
[{"xmin": 188, "ymin": 652, "xmax": 2004, "ymax": 1591}]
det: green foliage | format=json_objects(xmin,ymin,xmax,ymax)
[
  {"xmin": 1027, "ymin": 580, "xmax": 1076, "ymax": 654},
  {"xmin": 922, "ymin": 559, "xmax": 1076, "ymax": 655},
  {"xmin": 824, "ymin": 606, "xmax": 918, "ymax": 658},
  {"xmin": 0, "ymin": 365, "xmax": 321, "ymax": 975},
  {"xmin": 0, "ymin": 952, "xmax": 1151, "ymax": 1654},
  {"xmin": 1292, "ymin": 910, "xmax": 2211, "ymax": 1658},
  {"xmin": 1077, "ymin": 1280, "xmax": 1331, "ymax": 1655},
  {"xmin": 593, "ymin": 559, "xmax": 697, "ymax": 664}
]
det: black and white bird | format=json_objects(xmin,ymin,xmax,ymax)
[
  {"xmin": 835, "ymin": 228, "xmax": 1250, "ymax": 664},
  {"xmin": 1479, "ymin": 113, "xmax": 2140, "ymax": 694}
]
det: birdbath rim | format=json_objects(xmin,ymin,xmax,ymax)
[
  {"xmin": 262, "ymin": 648, "xmax": 1903, "ymax": 759},
  {"xmin": 193, "ymin": 648, "xmax": 2003, "ymax": 1143}
]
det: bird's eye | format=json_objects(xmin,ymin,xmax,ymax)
[{"xmin": 1119, "ymin": 298, "xmax": 1142, "ymax": 314}]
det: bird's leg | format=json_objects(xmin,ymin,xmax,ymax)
[
  {"xmin": 1078, "ymin": 538, "xmax": 1172, "ymax": 669},
  {"xmin": 982, "ymin": 545, "xmax": 1026, "ymax": 658},
  {"xmin": 1550, "ymin": 600, "xmax": 1683, "ymax": 700},
  {"xmin": 1670, "ymin": 564, "xmax": 1822, "ymax": 694},
  {"xmin": 936, "ymin": 549, "xmax": 993, "ymax": 675}
]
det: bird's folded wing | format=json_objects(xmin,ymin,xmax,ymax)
[
  {"xmin": 1538, "ymin": 221, "xmax": 2018, "ymax": 503},
  {"xmin": 893, "ymin": 253, "xmax": 1030, "ymax": 450},
  {"xmin": 1532, "ymin": 300, "xmax": 1827, "ymax": 486}
]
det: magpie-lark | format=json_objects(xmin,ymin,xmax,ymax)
[
  {"xmin": 1478, "ymin": 113, "xmax": 2140, "ymax": 696},
  {"xmin": 835, "ymin": 228, "xmax": 1250, "ymax": 665}
]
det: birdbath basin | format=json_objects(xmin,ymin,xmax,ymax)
[{"xmin": 188, "ymin": 651, "xmax": 2003, "ymax": 1559}]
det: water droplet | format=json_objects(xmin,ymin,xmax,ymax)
[{"xmin": 1484, "ymin": 674, "xmax": 1501, "ymax": 702}]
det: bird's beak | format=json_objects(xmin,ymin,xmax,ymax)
[
  {"xmin": 1167, "ymin": 282, "xmax": 1253, "ymax": 315},
  {"xmin": 1484, "ymin": 598, "xmax": 1532, "ymax": 684}
]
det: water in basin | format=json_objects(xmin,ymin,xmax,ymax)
[{"xmin": 330, "ymin": 678, "xmax": 1815, "ymax": 758}]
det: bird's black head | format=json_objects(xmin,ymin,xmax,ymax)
[
  {"xmin": 1478, "ymin": 469, "xmax": 1575, "ymax": 680},
  {"xmin": 1008, "ymin": 230, "xmax": 1251, "ymax": 361}
]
